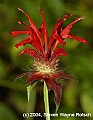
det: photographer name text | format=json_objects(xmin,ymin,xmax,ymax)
[{"xmin": 23, "ymin": 112, "xmax": 92, "ymax": 118}]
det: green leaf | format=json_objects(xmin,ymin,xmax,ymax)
[{"xmin": 27, "ymin": 82, "xmax": 37, "ymax": 102}]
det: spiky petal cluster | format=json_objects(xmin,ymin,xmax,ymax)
[{"xmin": 11, "ymin": 8, "xmax": 86, "ymax": 108}]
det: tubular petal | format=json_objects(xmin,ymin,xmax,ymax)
[
  {"xmin": 15, "ymin": 72, "xmax": 31, "ymax": 80},
  {"xmin": 51, "ymin": 71, "xmax": 73, "ymax": 80},
  {"xmin": 50, "ymin": 14, "xmax": 72, "ymax": 40},
  {"xmin": 15, "ymin": 35, "xmax": 42, "ymax": 51},
  {"xmin": 52, "ymin": 40, "xmax": 59, "ymax": 51},
  {"xmin": 11, "ymin": 31, "xmax": 29, "ymax": 36},
  {"xmin": 51, "ymin": 72, "xmax": 62, "ymax": 79},
  {"xmin": 54, "ymin": 34, "xmax": 66, "ymax": 46},
  {"xmin": 15, "ymin": 38, "xmax": 31, "ymax": 48},
  {"xmin": 39, "ymin": 8, "xmax": 48, "ymax": 51},
  {"xmin": 19, "ymin": 48, "xmax": 37, "ymax": 58},
  {"xmin": 68, "ymin": 35, "xmax": 86, "ymax": 43},
  {"xmin": 26, "ymin": 72, "xmax": 42, "ymax": 84},
  {"xmin": 56, "ymin": 71, "xmax": 73, "ymax": 79},
  {"xmin": 61, "ymin": 16, "xmax": 85, "ymax": 38},
  {"xmin": 18, "ymin": 21, "xmax": 30, "ymax": 29},
  {"xmin": 61, "ymin": 74, "xmax": 73, "ymax": 79},
  {"xmin": 51, "ymin": 48, "xmax": 67, "ymax": 59},
  {"xmin": 48, "ymin": 14, "xmax": 72, "ymax": 50},
  {"xmin": 18, "ymin": 7, "xmax": 44, "ymax": 51}
]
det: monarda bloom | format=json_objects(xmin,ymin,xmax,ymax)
[{"xmin": 11, "ymin": 8, "xmax": 86, "ymax": 108}]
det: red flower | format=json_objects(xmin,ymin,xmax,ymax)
[{"xmin": 11, "ymin": 8, "xmax": 86, "ymax": 108}]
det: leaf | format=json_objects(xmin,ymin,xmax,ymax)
[{"xmin": 27, "ymin": 82, "xmax": 37, "ymax": 102}]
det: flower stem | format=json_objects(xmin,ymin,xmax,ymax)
[{"xmin": 44, "ymin": 81, "xmax": 50, "ymax": 120}]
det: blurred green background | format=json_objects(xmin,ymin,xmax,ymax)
[{"xmin": 0, "ymin": 0, "xmax": 93, "ymax": 120}]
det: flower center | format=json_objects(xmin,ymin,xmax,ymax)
[{"xmin": 34, "ymin": 60, "xmax": 56, "ymax": 74}]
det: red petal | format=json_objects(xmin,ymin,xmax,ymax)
[
  {"xmin": 48, "ymin": 78, "xmax": 62, "ymax": 109},
  {"xmin": 11, "ymin": 31, "xmax": 29, "ymax": 36},
  {"xmin": 61, "ymin": 16, "xmax": 85, "ymax": 38},
  {"xmin": 18, "ymin": 21, "xmax": 30, "ymax": 29},
  {"xmin": 26, "ymin": 72, "xmax": 42, "ymax": 84},
  {"xmin": 61, "ymin": 74, "xmax": 73, "ymax": 79},
  {"xmin": 18, "ymin": 7, "xmax": 43, "ymax": 51},
  {"xmin": 55, "ymin": 71, "xmax": 73, "ymax": 79},
  {"xmin": 48, "ymin": 14, "xmax": 72, "ymax": 50},
  {"xmin": 39, "ymin": 8, "xmax": 48, "ymax": 51},
  {"xmin": 51, "ymin": 72, "xmax": 61, "ymax": 78},
  {"xmin": 14, "ymin": 32, "xmax": 42, "ymax": 51},
  {"xmin": 51, "ymin": 71, "xmax": 73, "ymax": 80},
  {"xmin": 15, "ymin": 38, "xmax": 31, "ymax": 48},
  {"xmin": 19, "ymin": 48, "xmax": 38, "ymax": 58},
  {"xmin": 50, "ymin": 14, "xmax": 72, "ymax": 40},
  {"xmin": 68, "ymin": 35, "xmax": 86, "ymax": 43},
  {"xmin": 15, "ymin": 72, "xmax": 31, "ymax": 80},
  {"xmin": 43, "ymin": 78, "xmax": 52, "ymax": 91},
  {"xmin": 52, "ymin": 40, "xmax": 59, "ymax": 51},
  {"xmin": 53, "ymin": 83, "xmax": 62, "ymax": 110},
  {"xmin": 51, "ymin": 48, "xmax": 67, "ymax": 59},
  {"xmin": 54, "ymin": 34, "xmax": 66, "ymax": 45}
]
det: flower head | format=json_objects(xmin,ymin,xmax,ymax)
[{"xmin": 11, "ymin": 8, "xmax": 86, "ymax": 108}]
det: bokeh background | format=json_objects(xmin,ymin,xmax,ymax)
[{"xmin": 0, "ymin": 0, "xmax": 93, "ymax": 120}]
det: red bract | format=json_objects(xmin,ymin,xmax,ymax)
[{"xmin": 11, "ymin": 8, "xmax": 86, "ymax": 108}]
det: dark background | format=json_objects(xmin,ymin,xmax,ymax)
[{"xmin": 0, "ymin": 0, "xmax": 93, "ymax": 120}]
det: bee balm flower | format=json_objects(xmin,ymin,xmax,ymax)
[{"xmin": 11, "ymin": 8, "xmax": 86, "ymax": 108}]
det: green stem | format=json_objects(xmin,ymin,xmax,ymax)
[{"xmin": 44, "ymin": 81, "xmax": 50, "ymax": 120}]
